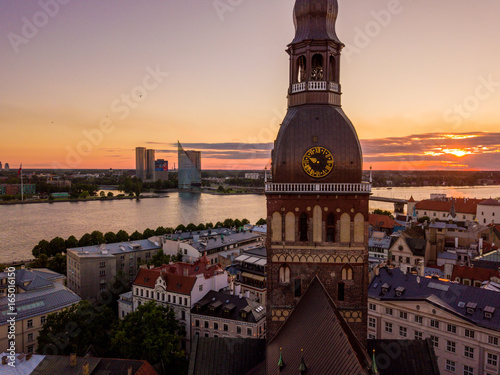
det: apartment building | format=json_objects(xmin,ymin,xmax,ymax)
[
  {"xmin": 66, "ymin": 240, "xmax": 161, "ymax": 300},
  {"xmin": 232, "ymin": 247, "xmax": 266, "ymax": 304},
  {"xmin": 0, "ymin": 268, "xmax": 80, "ymax": 354},
  {"xmin": 369, "ymin": 266, "xmax": 500, "ymax": 375}
]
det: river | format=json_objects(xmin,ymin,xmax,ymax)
[{"xmin": 1, "ymin": 186, "xmax": 499, "ymax": 263}]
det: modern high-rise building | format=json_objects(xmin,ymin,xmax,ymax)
[
  {"xmin": 135, "ymin": 147, "xmax": 146, "ymax": 180},
  {"xmin": 266, "ymin": 0, "xmax": 370, "ymax": 350},
  {"xmin": 146, "ymin": 149, "xmax": 156, "ymax": 181},
  {"xmin": 155, "ymin": 159, "xmax": 169, "ymax": 181},
  {"xmin": 4, "ymin": 163, "xmax": 9, "ymax": 171},
  {"xmin": 178, "ymin": 141, "xmax": 201, "ymax": 189},
  {"xmin": 0, "ymin": 161, "xmax": 3, "ymax": 171}
]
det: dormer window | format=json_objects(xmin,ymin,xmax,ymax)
[
  {"xmin": 485, "ymin": 306, "xmax": 495, "ymax": 319},
  {"xmin": 381, "ymin": 283, "xmax": 391, "ymax": 295},
  {"xmin": 395, "ymin": 286, "xmax": 406, "ymax": 297},
  {"xmin": 466, "ymin": 302, "xmax": 477, "ymax": 315}
]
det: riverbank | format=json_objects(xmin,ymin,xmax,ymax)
[{"xmin": 0, "ymin": 194, "xmax": 168, "ymax": 206}]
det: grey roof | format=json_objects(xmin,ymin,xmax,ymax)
[
  {"xmin": 437, "ymin": 251, "xmax": 458, "ymax": 261},
  {"xmin": 369, "ymin": 236, "xmax": 392, "ymax": 249},
  {"xmin": 243, "ymin": 247, "xmax": 266, "ymax": 258},
  {"xmin": 190, "ymin": 232, "xmax": 261, "ymax": 253},
  {"xmin": 191, "ymin": 291, "xmax": 265, "ymax": 324},
  {"xmin": 405, "ymin": 238, "xmax": 427, "ymax": 257},
  {"xmin": 476, "ymin": 250, "xmax": 500, "ymax": 263},
  {"xmin": 429, "ymin": 222, "xmax": 461, "ymax": 230},
  {"xmin": 67, "ymin": 239, "xmax": 160, "ymax": 258},
  {"xmin": 0, "ymin": 275, "xmax": 81, "ymax": 324},
  {"xmin": 188, "ymin": 336, "xmax": 266, "ymax": 375},
  {"xmin": 424, "ymin": 267, "xmax": 445, "ymax": 278},
  {"xmin": 367, "ymin": 339, "xmax": 440, "ymax": 375},
  {"xmin": 369, "ymin": 267, "xmax": 500, "ymax": 332}
]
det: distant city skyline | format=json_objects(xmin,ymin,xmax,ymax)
[{"xmin": 1, "ymin": 0, "xmax": 500, "ymax": 170}]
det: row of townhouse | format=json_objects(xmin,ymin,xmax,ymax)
[{"xmin": 369, "ymin": 266, "xmax": 500, "ymax": 375}]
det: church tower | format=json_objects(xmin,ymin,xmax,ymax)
[{"xmin": 266, "ymin": 0, "xmax": 371, "ymax": 345}]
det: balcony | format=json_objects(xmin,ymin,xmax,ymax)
[
  {"xmin": 291, "ymin": 81, "xmax": 340, "ymax": 94},
  {"xmin": 265, "ymin": 182, "xmax": 372, "ymax": 194}
]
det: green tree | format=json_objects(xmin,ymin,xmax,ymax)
[
  {"xmin": 234, "ymin": 219, "xmax": 242, "ymax": 229},
  {"xmin": 29, "ymin": 254, "xmax": 48, "ymax": 268},
  {"xmin": 175, "ymin": 224, "xmax": 186, "ymax": 232},
  {"xmin": 223, "ymin": 218, "xmax": 234, "ymax": 228},
  {"xmin": 100, "ymin": 273, "xmax": 131, "ymax": 316},
  {"xmin": 100, "ymin": 191, "xmax": 106, "ymax": 198},
  {"xmin": 217, "ymin": 185, "xmax": 225, "ymax": 192},
  {"xmin": 151, "ymin": 249, "xmax": 171, "ymax": 267},
  {"xmin": 47, "ymin": 253, "xmax": 67, "ymax": 275},
  {"xmin": 116, "ymin": 230, "xmax": 129, "ymax": 242},
  {"xmin": 104, "ymin": 232, "xmax": 117, "ymax": 244},
  {"xmin": 37, "ymin": 300, "xmax": 116, "ymax": 357},
  {"xmin": 418, "ymin": 216, "xmax": 430, "ymax": 223},
  {"xmin": 65, "ymin": 236, "xmax": 78, "ymax": 249},
  {"xmin": 78, "ymin": 233, "xmax": 92, "ymax": 247},
  {"xmin": 32, "ymin": 239, "xmax": 50, "ymax": 257},
  {"xmin": 110, "ymin": 301, "xmax": 187, "ymax": 373},
  {"xmin": 155, "ymin": 226, "xmax": 167, "ymax": 235},
  {"xmin": 373, "ymin": 209, "xmax": 393, "ymax": 217},
  {"xmin": 241, "ymin": 218, "xmax": 250, "ymax": 225},
  {"xmin": 205, "ymin": 222, "xmax": 214, "ymax": 229},
  {"xmin": 256, "ymin": 218, "xmax": 266, "ymax": 225},
  {"xmin": 143, "ymin": 228, "xmax": 155, "ymax": 238},
  {"xmin": 134, "ymin": 183, "xmax": 142, "ymax": 198},
  {"xmin": 215, "ymin": 221, "xmax": 223, "ymax": 228},
  {"xmin": 186, "ymin": 223, "xmax": 197, "ymax": 232},
  {"xmin": 196, "ymin": 223, "xmax": 206, "ymax": 231},
  {"xmin": 107, "ymin": 192, "xmax": 114, "ymax": 198},
  {"xmin": 90, "ymin": 231, "xmax": 105, "ymax": 245},
  {"xmin": 129, "ymin": 231, "xmax": 143, "ymax": 241},
  {"xmin": 48, "ymin": 237, "xmax": 66, "ymax": 257}
]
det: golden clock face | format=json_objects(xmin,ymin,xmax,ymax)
[{"xmin": 302, "ymin": 147, "xmax": 334, "ymax": 178}]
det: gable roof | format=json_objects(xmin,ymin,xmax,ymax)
[
  {"xmin": 404, "ymin": 237, "xmax": 427, "ymax": 257},
  {"xmin": 367, "ymin": 339, "xmax": 440, "ymax": 375},
  {"xmin": 188, "ymin": 336, "xmax": 266, "ymax": 375},
  {"xmin": 479, "ymin": 199, "xmax": 500, "ymax": 206},
  {"xmin": 369, "ymin": 267, "xmax": 500, "ymax": 332},
  {"xmin": 133, "ymin": 268, "xmax": 196, "ymax": 295},
  {"xmin": 267, "ymin": 277, "xmax": 371, "ymax": 374},
  {"xmin": 452, "ymin": 265, "xmax": 499, "ymax": 282},
  {"xmin": 369, "ymin": 214, "xmax": 399, "ymax": 229}
]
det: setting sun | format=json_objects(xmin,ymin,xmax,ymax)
[{"xmin": 443, "ymin": 149, "xmax": 472, "ymax": 157}]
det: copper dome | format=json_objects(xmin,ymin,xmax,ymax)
[
  {"xmin": 272, "ymin": 105, "xmax": 362, "ymax": 184},
  {"xmin": 292, "ymin": 0, "xmax": 341, "ymax": 44}
]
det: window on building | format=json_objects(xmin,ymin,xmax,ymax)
[
  {"xmin": 236, "ymin": 326, "xmax": 242, "ymax": 334},
  {"xmin": 156, "ymin": 292, "xmax": 160, "ymax": 300},
  {"xmin": 168, "ymin": 295, "xmax": 171, "ymax": 302},
  {"xmin": 27, "ymin": 345, "xmax": 34, "ymax": 354},
  {"xmin": 385, "ymin": 322, "xmax": 393, "ymax": 333},
  {"xmin": 100, "ymin": 270, "xmax": 105, "ymax": 276},
  {"xmin": 368, "ymin": 317, "xmax": 376, "ymax": 328},
  {"xmin": 464, "ymin": 365, "xmax": 474, "ymax": 375},
  {"xmin": 447, "ymin": 324, "xmax": 457, "ymax": 334},
  {"xmin": 341, "ymin": 265, "xmax": 353, "ymax": 281},
  {"xmin": 28, "ymin": 333, "xmax": 33, "ymax": 342},
  {"xmin": 414, "ymin": 315, "xmax": 423, "ymax": 324},
  {"xmin": 487, "ymin": 353, "xmax": 498, "ymax": 367},
  {"xmin": 199, "ymin": 285, "xmax": 203, "ymax": 292},
  {"xmin": 162, "ymin": 294, "xmax": 165, "ymax": 301},
  {"xmin": 41, "ymin": 316, "xmax": 46, "ymax": 325},
  {"xmin": 195, "ymin": 319, "xmax": 200, "ymax": 327},
  {"xmin": 223, "ymin": 324, "xmax": 229, "ymax": 332},
  {"xmin": 146, "ymin": 290, "xmax": 149, "ymax": 298},
  {"xmin": 399, "ymin": 326, "xmax": 407, "ymax": 338},
  {"xmin": 299, "ymin": 213, "xmax": 308, "ymax": 241},
  {"xmin": 173, "ymin": 296, "xmax": 177, "ymax": 304},
  {"xmin": 338, "ymin": 283, "xmax": 345, "ymax": 301},
  {"xmin": 431, "ymin": 335, "xmax": 439, "ymax": 348},
  {"xmin": 294, "ymin": 279, "xmax": 301, "ymax": 298},
  {"xmin": 488, "ymin": 336, "xmax": 499, "ymax": 346},
  {"xmin": 181, "ymin": 310, "xmax": 185, "ymax": 320},
  {"xmin": 204, "ymin": 321, "xmax": 209, "ymax": 329},
  {"xmin": 385, "ymin": 308, "xmax": 393, "ymax": 316},
  {"xmin": 247, "ymin": 328, "xmax": 252, "ymax": 336},
  {"xmin": 140, "ymin": 289, "xmax": 143, "ymax": 297},
  {"xmin": 279, "ymin": 265, "xmax": 291, "ymax": 284},
  {"xmin": 447, "ymin": 340, "xmax": 456, "ymax": 353},
  {"xmin": 368, "ymin": 334, "xmax": 376, "ymax": 339},
  {"xmin": 326, "ymin": 214, "xmax": 336, "ymax": 242},
  {"xmin": 464, "ymin": 346, "xmax": 474, "ymax": 359},
  {"xmin": 214, "ymin": 322, "xmax": 219, "ymax": 330},
  {"xmin": 369, "ymin": 303, "xmax": 376, "ymax": 311},
  {"xmin": 27, "ymin": 319, "xmax": 33, "ymax": 328},
  {"xmin": 399, "ymin": 311, "xmax": 407, "ymax": 320},
  {"xmin": 430, "ymin": 319, "xmax": 439, "ymax": 329},
  {"xmin": 465, "ymin": 329, "xmax": 475, "ymax": 339},
  {"xmin": 445, "ymin": 360, "xmax": 455, "ymax": 373},
  {"xmin": 414, "ymin": 331, "xmax": 422, "ymax": 340},
  {"xmin": 184, "ymin": 298, "xmax": 188, "ymax": 306}
]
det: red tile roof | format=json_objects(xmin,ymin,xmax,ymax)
[
  {"xmin": 155, "ymin": 257, "xmax": 224, "ymax": 280},
  {"xmin": 133, "ymin": 268, "xmax": 197, "ymax": 295},
  {"xmin": 369, "ymin": 214, "xmax": 399, "ymax": 229},
  {"xmin": 479, "ymin": 199, "xmax": 500, "ymax": 206},
  {"xmin": 415, "ymin": 198, "xmax": 482, "ymax": 214},
  {"xmin": 452, "ymin": 266, "xmax": 499, "ymax": 282}
]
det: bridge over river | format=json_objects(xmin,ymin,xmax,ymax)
[{"xmin": 369, "ymin": 196, "xmax": 408, "ymax": 213}]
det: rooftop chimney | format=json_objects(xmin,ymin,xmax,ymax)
[
  {"xmin": 83, "ymin": 363, "xmax": 90, "ymax": 375},
  {"xmin": 70, "ymin": 353, "xmax": 77, "ymax": 367},
  {"xmin": 128, "ymin": 366, "xmax": 133, "ymax": 375},
  {"xmin": 418, "ymin": 261, "xmax": 425, "ymax": 277}
]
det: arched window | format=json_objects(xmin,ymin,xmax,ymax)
[
  {"xmin": 341, "ymin": 265, "xmax": 353, "ymax": 281},
  {"xmin": 313, "ymin": 205, "xmax": 322, "ymax": 242},
  {"xmin": 271, "ymin": 212, "xmax": 282, "ymax": 242},
  {"xmin": 299, "ymin": 213, "xmax": 308, "ymax": 242},
  {"xmin": 329, "ymin": 55, "xmax": 337, "ymax": 82},
  {"xmin": 279, "ymin": 265, "xmax": 290, "ymax": 284},
  {"xmin": 326, "ymin": 213, "xmax": 335, "ymax": 242},
  {"xmin": 285, "ymin": 212, "xmax": 295, "ymax": 242},
  {"xmin": 354, "ymin": 213, "xmax": 364, "ymax": 243},
  {"xmin": 297, "ymin": 55, "xmax": 306, "ymax": 83},
  {"xmin": 311, "ymin": 54, "xmax": 324, "ymax": 81},
  {"xmin": 340, "ymin": 213, "xmax": 351, "ymax": 243}
]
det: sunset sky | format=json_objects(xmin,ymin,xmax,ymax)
[{"xmin": 1, "ymin": 0, "xmax": 500, "ymax": 170}]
